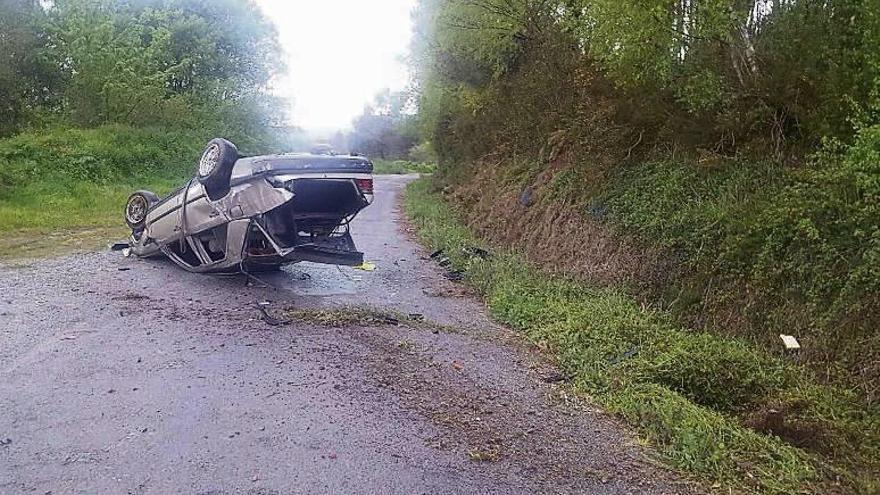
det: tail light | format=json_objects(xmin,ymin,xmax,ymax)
[{"xmin": 354, "ymin": 178, "xmax": 373, "ymax": 195}]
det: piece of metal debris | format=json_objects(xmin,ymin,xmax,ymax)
[
  {"xmin": 257, "ymin": 305, "xmax": 291, "ymax": 327},
  {"xmin": 608, "ymin": 346, "xmax": 640, "ymax": 364}
]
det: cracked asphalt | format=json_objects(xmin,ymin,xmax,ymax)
[{"xmin": 0, "ymin": 174, "xmax": 698, "ymax": 494}]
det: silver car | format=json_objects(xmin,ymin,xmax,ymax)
[{"xmin": 124, "ymin": 138, "xmax": 374, "ymax": 273}]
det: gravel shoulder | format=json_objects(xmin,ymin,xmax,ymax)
[{"xmin": 0, "ymin": 174, "xmax": 698, "ymax": 494}]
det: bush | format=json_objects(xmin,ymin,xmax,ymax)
[
  {"xmin": 729, "ymin": 125, "xmax": 880, "ymax": 339},
  {"xmin": 0, "ymin": 125, "xmax": 206, "ymax": 192}
]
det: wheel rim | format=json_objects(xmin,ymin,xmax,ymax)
[
  {"xmin": 126, "ymin": 195, "xmax": 148, "ymax": 225},
  {"xmin": 199, "ymin": 143, "xmax": 221, "ymax": 177}
]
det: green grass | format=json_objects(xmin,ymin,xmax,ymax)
[
  {"xmin": 0, "ymin": 125, "xmax": 211, "ymax": 257},
  {"xmin": 372, "ymin": 159, "xmax": 436, "ymax": 175},
  {"xmin": 403, "ymin": 177, "xmax": 879, "ymax": 494}
]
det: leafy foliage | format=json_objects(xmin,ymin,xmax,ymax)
[
  {"xmin": 0, "ymin": 0, "xmax": 63, "ymax": 136},
  {"xmin": 412, "ymin": 0, "xmax": 878, "ymax": 156},
  {"xmin": 0, "ymin": 0, "xmax": 284, "ymax": 140}
]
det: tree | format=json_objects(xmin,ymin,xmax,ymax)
[
  {"xmin": 45, "ymin": 0, "xmax": 284, "ymax": 131},
  {"xmin": 349, "ymin": 89, "xmax": 418, "ymax": 159},
  {"xmin": 0, "ymin": 0, "xmax": 61, "ymax": 136}
]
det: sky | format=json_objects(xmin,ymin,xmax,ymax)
[{"xmin": 255, "ymin": 0, "xmax": 418, "ymax": 134}]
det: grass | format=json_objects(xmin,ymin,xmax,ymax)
[
  {"xmin": 372, "ymin": 159, "xmax": 437, "ymax": 175},
  {"xmin": 403, "ymin": 177, "xmax": 879, "ymax": 494},
  {"xmin": 280, "ymin": 306, "xmax": 405, "ymax": 327},
  {"xmin": 0, "ymin": 125, "xmax": 209, "ymax": 258},
  {"xmin": 277, "ymin": 306, "xmax": 457, "ymax": 335},
  {"xmin": 581, "ymin": 136, "xmax": 880, "ymax": 397}
]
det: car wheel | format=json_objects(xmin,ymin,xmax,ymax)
[
  {"xmin": 125, "ymin": 190, "xmax": 160, "ymax": 230},
  {"xmin": 197, "ymin": 138, "xmax": 238, "ymax": 200}
]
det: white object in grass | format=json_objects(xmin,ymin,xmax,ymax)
[{"xmin": 780, "ymin": 334, "xmax": 801, "ymax": 350}]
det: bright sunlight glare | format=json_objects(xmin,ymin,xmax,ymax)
[{"xmin": 255, "ymin": 0, "xmax": 416, "ymax": 134}]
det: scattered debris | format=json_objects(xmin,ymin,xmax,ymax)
[
  {"xmin": 429, "ymin": 249, "xmax": 444, "ymax": 259},
  {"xmin": 408, "ymin": 313, "xmax": 425, "ymax": 322},
  {"xmin": 422, "ymin": 288, "xmax": 444, "ymax": 297},
  {"xmin": 257, "ymin": 305, "xmax": 292, "ymax": 327},
  {"xmin": 110, "ymin": 242, "xmax": 129, "ymax": 252},
  {"xmin": 354, "ymin": 261, "xmax": 376, "ymax": 271},
  {"xmin": 0, "ymin": 438, "xmax": 12, "ymax": 447},
  {"xmin": 462, "ymin": 246, "xmax": 491, "ymax": 259},
  {"xmin": 443, "ymin": 270, "xmax": 465, "ymax": 282},
  {"xmin": 111, "ymin": 293, "xmax": 148, "ymax": 302},
  {"xmin": 519, "ymin": 186, "xmax": 533, "ymax": 207},
  {"xmin": 280, "ymin": 307, "xmax": 402, "ymax": 328},
  {"xmin": 608, "ymin": 346, "xmax": 640, "ymax": 365},
  {"xmin": 542, "ymin": 371, "xmax": 568, "ymax": 384},
  {"xmin": 468, "ymin": 446, "xmax": 502, "ymax": 462},
  {"xmin": 117, "ymin": 267, "xmax": 132, "ymax": 271}
]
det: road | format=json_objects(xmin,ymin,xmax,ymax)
[{"xmin": 0, "ymin": 175, "xmax": 695, "ymax": 494}]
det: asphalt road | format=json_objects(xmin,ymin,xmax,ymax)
[{"xmin": 0, "ymin": 174, "xmax": 696, "ymax": 494}]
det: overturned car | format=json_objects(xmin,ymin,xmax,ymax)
[{"xmin": 124, "ymin": 138, "xmax": 373, "ymax": 273}]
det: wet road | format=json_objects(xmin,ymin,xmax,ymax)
[{"xmin": 0, "ymin": 175, "xmax": 695, "ymax": 494}]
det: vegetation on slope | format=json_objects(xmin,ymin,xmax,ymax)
[
  {"xmin": 405, "ymin": 177, "xmax": 878, "ymax": 494},
  {"xmin": 409, "ymin": 0, "xmax": 880, "ymax": 411},
  {"xmin": 408, "ymin": 0, "xmax": 880, "ymax": 491}
]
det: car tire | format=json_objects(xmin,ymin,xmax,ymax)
[
  {"xmin": 125, "ymin": 190, "xmax": 160, "ymax": 230},
  {"xmin": 197, "ymin": 138, "xmax": 239, "ymax": 200}
]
